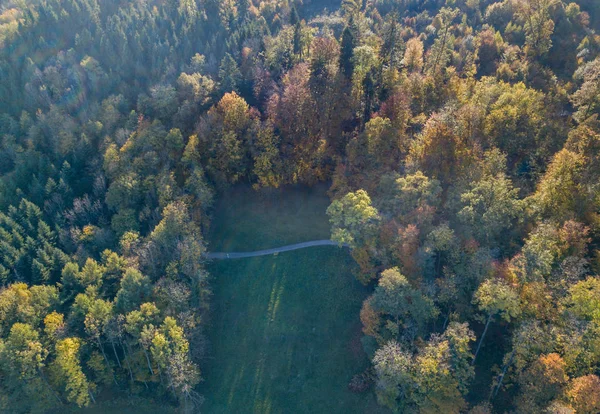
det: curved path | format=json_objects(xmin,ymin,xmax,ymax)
[{"xmin": 206, "ymin": 240, "xmax": 348, "ymax": 260}]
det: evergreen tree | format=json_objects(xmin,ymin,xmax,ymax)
[{"xmin": 340, "ymin": 17, "xmax": 358, "ymax": 78}]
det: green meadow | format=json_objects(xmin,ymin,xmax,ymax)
[{"xmin": 201, "ymin": 186, "xmax": 385, "ymax": 413}]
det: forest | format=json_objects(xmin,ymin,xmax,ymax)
[{"xmin": 1, "ymin": 0, "xmax": 600, "ymax": 412}]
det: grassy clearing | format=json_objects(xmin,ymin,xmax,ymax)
[
  {"xmin": 202, "ymin": 185, "xmax": 385, "ymax": 413},
  {"xmin": 206, "ymin": 184, "xmax": 333, "ymax": 252}
]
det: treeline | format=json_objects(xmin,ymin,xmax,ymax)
[{"xmin": 0, "ymin": 0, "xmax": 600, "ymax": 412}]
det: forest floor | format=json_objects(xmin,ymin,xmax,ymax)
[{"xmin": 201, "ymin": 185, "xmax": 387, "ymax": 413}]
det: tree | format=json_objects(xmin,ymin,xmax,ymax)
[
  {"xmin": 477, "ymin": 29, "xmax": 502, "ymax": 76},
  {"xmin": 532, "ymin": 149, "xmax": 590, "ymax": 222},
  {"xmin": 342, "ymin": 0, "xmax": 361, "ymax": 16},
  {"xmin": 125, "ymin": 302, "xmax": 160, "ymax": 378},
  {"xmin": 379, "ymin": 171, "xmax": 442, "ymax": 219},
  {"xmin": 364, "ymin": 117, "xmax": 398, "ymax": 168},
  {"xmin": 407, "ymin": 114, "xmax": 474, "ymax": 186},
  {"xmin": 458, "ymin": 167, "xmax": 523, "ymax": 246},
  {"xmin": 200, "ymin": 92, "xmax": 254, "ymax": 185},
  {"xmin": 61, "ymin": 259, "xmax": 105, "ymax": 301},
  {"xmin": 571, "ymin": 58, "xmax": 600, "ymax": 123},
  {"xmin": 567, "ymin": 374, "xmax": 600, "ymax": 413},
  {"xmin": 176, "ymin": 72, "xmax": 214, "ymax": 105},
  {"xmin": 219, "ymin": 53, "xmax": 241, "ymax": 93},
  {"xmin": 0, "ymin": 323, "xmax": 60, "ymax": 410},
  {"xmin": 44, "ymin": 311, "xmax": 65, "ymax": 341},
  {"xmin": 372, "ymin": 322, "xmax": 475, "ymax": 413},
  {"xmin": 0, "ymin": 199, "xmax": 67, "ymax": 285},
  {"xmin": 413, "ymin": 323, "xmax": 475, "ymax": 413},
  {"xmin": 146, "ymin": 200, "xmax": 206, "ymax": 283},
  {"xmin": 371, "ymin": 268, "xmax": 438, "ymax": 340},
  {"xmin": 403, "ymin": 38, "xmax": 424, "ymax": 73},
  {"xmin": 340, "ymin": 17, "xmax": 358, "ymax": 78},
  {"xmin": 252, "ymin": 123, "xmax": 282, "ymax": 189},
  {"xmin": 516, "ymin": 353, "xmax": 569, "ymax": 413},
  {"xmin": 517, "ymin": 0, "xmax": 556, "ymax": 58},
  {"xmin": 151, "ymin": 317, "xmax": 201, "ymax": 407},
  {"xmin": 51, "ymin": 338, "xmax": 93, "ymax": 407},
  {"xmin": 115, "ymin": 268, "xmax": 151, "ymax": 313},
  {"xmin": 148, "ymin": 85, "xmax": 178, "ymax": 121},
  {"xmin": 483, "ymin": 82, "xmax": 550, "ymax": 172},
  {"xmin": 362, "ymin": 68, "xmax": 376, "ymax": 123},
  {"xmin": 327, "ymin": 190, "xmax": 380, "ymax": 247},
  {"xmin": 427, "ymin": 8, "xmax": 459, "ymax": 74},
  {"xmin": 372, "ymin": 341, "xmax": 414, "ymax": 410},
  {"xmin": 0, "ymin": 283, "xmax": 59, "ymax": 336},
  {"xmin": 567, "ymin": 277, "xmax": 600, "ymax": 323},
  {"xmin": 472, "ymin": 278, "xmax": 521, "ymax": 363},
  {"xmin": 381, "ymin": 14, "xmax": 403, "ymax": 69},
  {"xmin": 290, "ymin": 6, "xmax": 303, "ymax": 57},
  {"xmin": 268, "ymin": 62, "xmax": 329, "ymax": 184},
  {"xmin": 83, "ymin": 297, "xmax": 115, "ymax": 384}
]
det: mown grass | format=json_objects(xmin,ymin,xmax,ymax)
[
  {"xmin": 202, "ymin": 185, "xmax": 385, "ymax": 413},
  {"xmin": 206, "ymin": 184, "xmax": 333, "ymax": 252}
]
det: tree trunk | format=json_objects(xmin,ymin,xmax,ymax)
[
  {"xmin": 432, "ymin": 27, "xmax": 449, "ymax": 74},
  {"xmin": 88, "ymin": 389, "xmax": 96, "ymax": 404},
  {"xmin": 157, "ymin": 366, "xmax": 165, "ymax": 386},
  {"xmin": 121, "ymin": 338, "xmax": 134, "ymax": 381},
  {"xmin": 97, "ymin": 338, "xmax": 119, "ymax": 386},
  {"xmin": 491, "ymin": 348, "xmax": 517, "ymax": 400},
  {"xmin": 38, "ymin": 368, "xmax": 63, "ymax": 405},
  {"xmin": 143, "ymin": 348, "xmax": 154, "ymax": 375},
  {"xmin": 442, "ymin": 310, "xmax": 450, "ymax": 331},
  {"xmin": 111, "ymin": 340, "xmax": 122, "ymax": 368},
  {"xmin": 472, "ymin": 313, "xmax": 492, "ymax": 365}
]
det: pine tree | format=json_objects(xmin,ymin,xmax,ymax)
[
  {"xmin": 219, "ymin": 53, "xmax": 241, "ymax": 93},
  {"xmin": 340, "ymin": 17, "xmax": 358, "ymax": 78}
]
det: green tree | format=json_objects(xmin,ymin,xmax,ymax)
[
  {"xmin": 219, "ymin": 53, "xmax": 241, "ymax": 93},
  {"xmin": 458, "ymin": 166, "xmax": 523, "ymax": 246},
  {"xmin": 371, "ymin": 268, "xmax": 438, "ymax": 340},
  {"xmin": 413, "ymin": 322, "xmax": 475, "ymax": 413},
  {"xmin": 372, "ymin": 322, "xmax": 475, "ymax": 413},
  {"xmin": 340, "ymin": 17, "xmax": 358, "ymax": 78},
  {"xmin": 532, "ymin": 149, "xmax": 590, "ymax": 222},
  {"xmin": 379, "ymin": 171, "xmax": 442, "ymax": 218},
  {"xmin": 151, "ymin": 317, "xmax": 201, "ymax": 407},
  {"xmin": 327, "ymin": 190, "xmax": 380, "ymax": 247},
  {"xmin": 0, "ymin": 283, "xmax": 59, "ymax": 335},
  {"xmin": 372, "ymin": 341, "xmax": 414, "ymax": 410},
  {"xmin": 0, "ymin": 323, "xmax": 61, "ymax": 410},
  {"xmin": 51, "ymin": 338, "xmax": 93, "ymax": 407},
  {"xmin": 571, "ymin": 58, "xmax": 600, "ymax": 123},
  {"xmin": 200, "ymin": 92, "xmax": 254, "ymax": 185},
  {"xmin": 125, "ymin": 303, "xmax": 161, "ymax": 378},
  {"xmin": 83, "ymin": 297, "xmax": 116, "ymax": 384},
  {"xmin": 0, "ymin": 199, "xmax": 67, "ymax": 285},
  {"xmin": 115, "ymin": 268, "xmax": 151, "ymax": 313},
  {"xmin": 517, "ymin": 0, "xmax": 556, "ymax": 58},
  {"xmin": 427, "ymin": 8, "xmax": 459, "ymax": 74},
  {"xmin": 472, "ymin": 278, "xmax": 521, "ymax": 363},
  {"xmin": 364, "ymin": 117, "xmax": 398, "ymax": 169},
  {"xmin": 567, "ymin": 276, "xmax": 600, "ymax": 323},
  {"xmin": 403, "ymin": 38, "xmax": 424, "ymax": 73}
]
